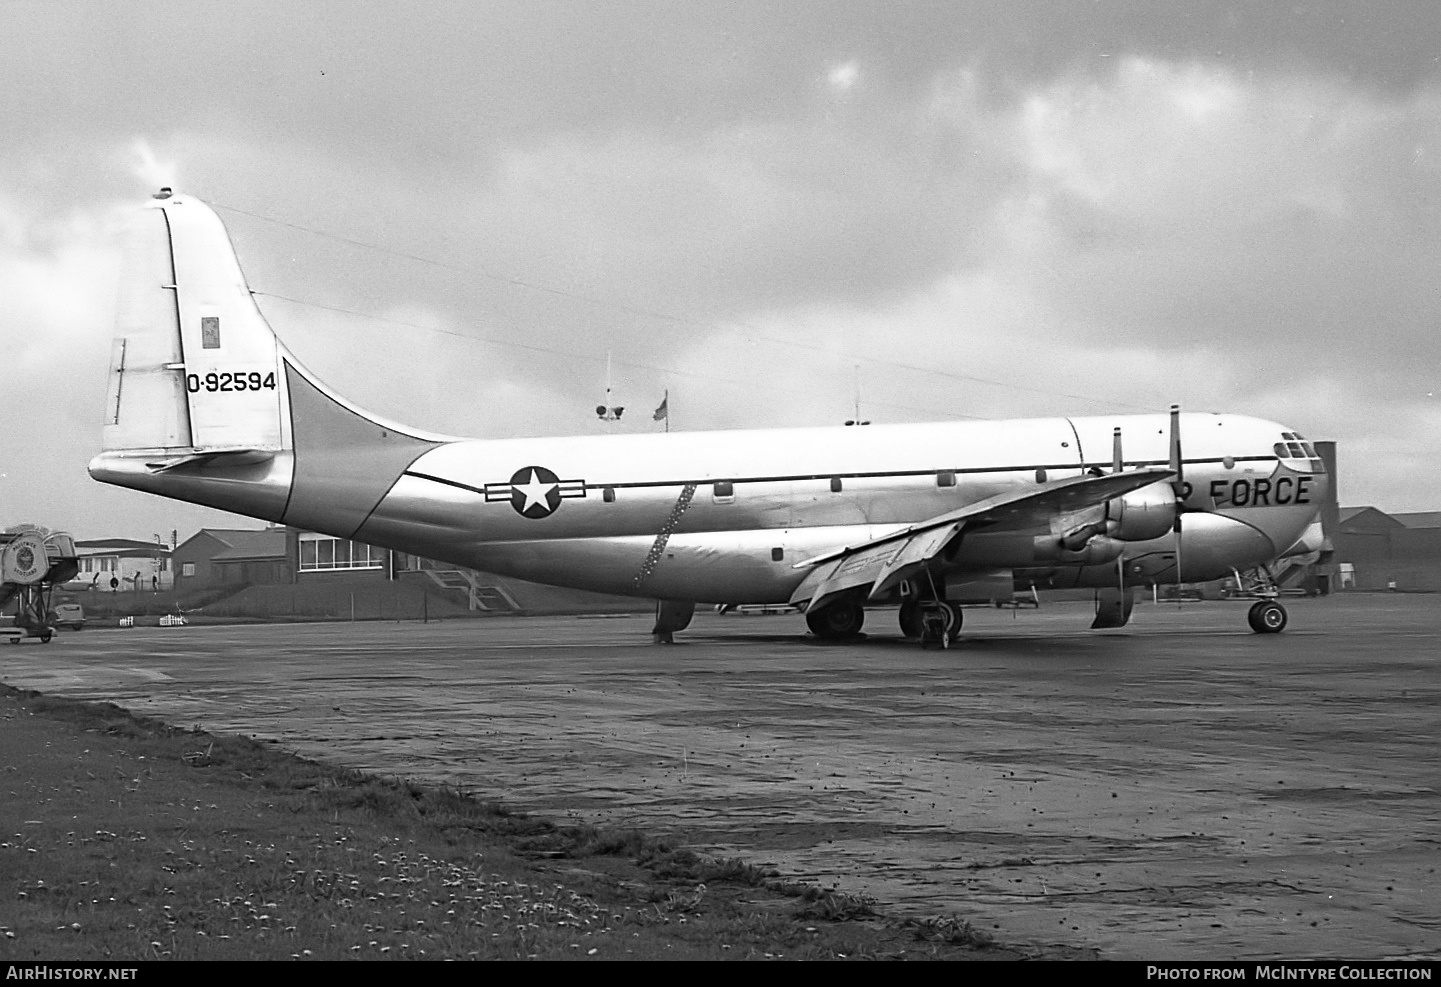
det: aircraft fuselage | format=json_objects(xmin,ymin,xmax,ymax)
[
  {"xmin": 86, "ymin": 192, "xmax": 1328, "ymax": 625},
  {"xmin": 94, "ymin": 407, "xmax": 1323, "ymax": 604}
]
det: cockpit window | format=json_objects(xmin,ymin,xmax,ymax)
[{"xmin": 1274, "ymin": 433, "xmax": 1325, "ymax": 473}]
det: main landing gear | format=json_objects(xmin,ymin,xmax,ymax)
[
  {"xmin": 899, "ymin": 600, "xmax": 962, "ymax": 648},
  {"xmin": 805, "ymin": 601, "xmax": 865, "ymax": 640},
  {"xmin": 806, "ymin": 599, "xmax": 963, "ymax": 646},
  {"xmin": 1247, "ymin": 599, "xmax": 1288, "ymax": 634}
]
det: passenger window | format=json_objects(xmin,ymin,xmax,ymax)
[
  {"xmin": 713, "ymin": 481, "xmax": 735, "ymax": 503},
  {"xmin": 602, "ymin": 486, "xmax": 616, "ymax": 503},
  {"xmin": 937, "ymin": 471, "xmax": 956, "ymax": 488}
]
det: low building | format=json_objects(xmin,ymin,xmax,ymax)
[
  {"xmin": 172, "ymin": 526, "xmax": 641, "ymax": 617},
  {"xmin": 1332, "ymin": 507, "xmax": 1441, "ymax": 591},
  {"xmin": 66, "ymin": 538, "xmax": 173, "ymax": 593},
  {"xmin": 172, "ymin": 528, "xmax": 289, "ymax": 593}
]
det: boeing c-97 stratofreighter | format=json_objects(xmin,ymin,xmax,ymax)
[{"xmin": 90, "ymin": 191, "xmax": 1329, "ymax": 644}]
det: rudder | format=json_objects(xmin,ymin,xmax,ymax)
[{"xmin": 103, "ymin": 189, "xmax": 285, "ymax": 455}]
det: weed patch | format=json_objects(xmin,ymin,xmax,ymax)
[{"xmin": 0, "ymin": 684, "xmax": 1044, "ymax": 960}]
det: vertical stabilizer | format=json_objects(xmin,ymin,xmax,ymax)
[
  {"xmin": 102, "ymin": 190, "xmax": 285, "ymax": 454},
  {"xmin": 93, "ymin": 190, "xmax": 451, "ymax": 531}
]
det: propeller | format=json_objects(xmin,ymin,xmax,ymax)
[
  {"xmin": 1170, "ymin": 404, "xmax": 1184, "ymax": 590},
  {"xmin": 1169, "ymin": 404, "xmax": 1185, "ymax": 503},
  {"xmin": 1092, "ymin": 408, "xmax": 1188, "ymax": 618},
  {"xmin": 1114, "ymin": 425, "xmax": 1126, "ymax": 594}
]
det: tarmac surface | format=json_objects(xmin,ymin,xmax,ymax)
[{"xmin": 2, "ymin": 594, "xmax": 1437, "ymax": 960}]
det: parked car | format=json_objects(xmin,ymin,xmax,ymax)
[{"xmin": 49, "ymin": 602, "xmax": 86, "ymax": 631}]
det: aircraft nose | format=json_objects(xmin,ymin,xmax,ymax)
[{"xmin": 1179, "ymin": 512, "xmax": 1279, "ymax": 574}]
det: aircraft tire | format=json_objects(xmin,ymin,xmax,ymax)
[
  {"xmin": 806, "ymin": 602, "xmax": 865, "ymax": 640},
  {"xmin": 1247, "ymin": 600, "xmax": 1287, "ymax": 634},
  {"xmin": 945, "ymin": 602, "xmax": 963, "ymax": 642},
  {"xmin": 898, "ymin": 601, "xmax": 923, "ymax": 639},
  {"xmin": 917, "ymin": 601, "xmax": 962, "ymax": 648}
]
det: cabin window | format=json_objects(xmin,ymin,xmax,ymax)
[
  {"xmin": 937, "ymin": 471, "xmax": 956, "ymax": 488},
  {"xmin": 1274, "ymin": 434, "xmax": 1326, "ymax": 474},
  {"xmin": 602, "ymin": 486, "xmax": 616, "ymax": 503},
  {"xmin": 1035, "ymin": 468, "xmax": 1047, "ymax": 483},
  {"xmin": 713, "ymin": 481, "xmax": 735, "ymax": 503},
  {"xmin": 830, "ymin": 477, "xmax": 843, "ymax": 493},
  {"xmin": 771, "ymin": 547, "xmax": 784, "ymax": 562}
]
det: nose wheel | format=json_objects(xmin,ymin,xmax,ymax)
[{"xmin": 1247, "ymin": 599, "xmax": 1288, "ymax": 633}]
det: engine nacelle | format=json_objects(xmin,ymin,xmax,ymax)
[
  {"xmin": 1033, "ymin": 533, "xmax": 1126, "ymax": 565},
  {"xmin": 1105, "ymin": 481, "xmax": 1178, "ymax": 542}
]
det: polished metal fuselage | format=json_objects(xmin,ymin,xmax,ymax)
[{"xmin": 93, "ymin": 409, "xmax": 1324, "ymax": 603}]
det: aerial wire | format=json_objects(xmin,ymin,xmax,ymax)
[{"xmin": 212, "ymin": 199, "xmax": 1159, "ymax": 418}]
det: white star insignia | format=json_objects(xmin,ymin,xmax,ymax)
[{"xmin": 515, "ymin": 469, "xmax": 558, "ymax": 513}]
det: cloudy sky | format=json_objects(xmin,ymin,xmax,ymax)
[{"xmin": 3, "ymin": 1, "xmax": 1439, "ymax": 540}]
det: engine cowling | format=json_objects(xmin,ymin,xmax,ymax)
[
  {"xmin": 1104, "ymin": 480, "xmax": 1178, "ymax": 542},
  {"xmin": 1033, "ymin": 533, "xmax": 1126, "ymax": 565}
]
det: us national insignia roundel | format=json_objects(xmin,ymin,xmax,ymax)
[
  {"xmin": 481, "ymin": 466, "xmax": 587, "ymax": 519},
  {"xmin": 510, "ymin": 466, "xmax": 563, "ymax": 518}
]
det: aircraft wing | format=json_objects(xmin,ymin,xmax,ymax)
[{"xmin": 789, "ymin": 467, "xmax": 1174, "ymax": 612}]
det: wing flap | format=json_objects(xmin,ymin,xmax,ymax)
[
  {"xmin": 790, "ymin": 467, "xmax": 1174, "ymax": 611},
  {"xmin": 792, "ymin": 540, "xmax": 907, "ymax": 614},
  {"xmin": 868, "ymin": 521, "xmax": 964, "ymax": 599}
]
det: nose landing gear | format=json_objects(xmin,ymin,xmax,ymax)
[
  {"xmin": 1247, "ymin": 599, "xmax": 1288, "ymax": 633},
  {"xmin": 1230, "ymin": 566, "xmax": 1290, "ymax": 634}
]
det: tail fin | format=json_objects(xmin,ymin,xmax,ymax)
[
  {"xmin": 102, "ymin": 189, "xmax": 284, "ymax": 455},
  {"xmin": 92, "ymin": 190, "xmax": 448, "ymax": 535}
]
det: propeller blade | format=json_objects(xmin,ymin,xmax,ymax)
[
  {"xmin": 1168, "ymin": 404, "xmax": 1184, "ymax": 490},
  {"xmin": 1169, "ymin": 403, "xmax": 1185, "ymax": 590},
  {"xmin": 1169, "ymin": 403, "xmax": 1187, "ymax": 538},
  {"xmin": 1112, "ymin": 426, "xmax": 1123, "ymax": 473}
]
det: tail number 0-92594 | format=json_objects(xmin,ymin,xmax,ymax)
[{"xmin": 186, "ymin": 371, "xmax": 277, "ymax": 394}]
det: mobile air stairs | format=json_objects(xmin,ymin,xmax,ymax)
[{"xmin": 1, "ymin": 527, "xmax": 80, "ymax": 643}]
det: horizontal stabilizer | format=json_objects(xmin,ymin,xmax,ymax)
[{"xmin": 144, "ymin": 449, "xmax": 277, "ymax": 473}]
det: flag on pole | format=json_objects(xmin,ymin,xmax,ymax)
[{"xmin": 653, "ymin": 391, "xmax": 668, "ymax": 422}]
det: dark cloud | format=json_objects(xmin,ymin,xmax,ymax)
[{"xmin": 2, "ymin": 2, "xmax": 1440, "ymax": 534}]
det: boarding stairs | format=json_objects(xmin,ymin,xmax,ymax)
[
  {"xmin": 2, "ymin": 528, "xmax": 80, "ymax": 643},
  {"xmin": 422, "ymin": 568, "xmax": 520, "ymax": 612}
]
